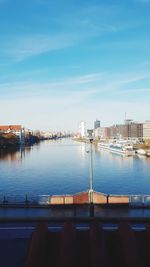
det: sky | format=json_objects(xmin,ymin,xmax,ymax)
[{"xmin": 0, "ymin": 0, "xmax": 150, "ymax": 132}]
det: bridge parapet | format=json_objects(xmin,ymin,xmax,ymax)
[{"xmin": 1, "ymin": 192, "xmax": 150, "ymax": 207}]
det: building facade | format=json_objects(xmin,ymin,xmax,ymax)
[
  {"xmin": 143, "ymin": 121, "xmax": 150, "ymax": 140},
  {"xmin": 98, "ymin": 127, "xmax": 111, "ymax": 139},
  {"xmin": 130, "ymin": 123, "xmax": 143, "ymax": 139},
  {"xmin": 94, "ymin": 119, "xmax": 100, "ymax": 130},
  {"xmin": 0, "ymin": 125, "xmax": 25, "ymax": 144},
  {"xmin": 87, "ymin": 129, "xmax": 93, "ymax": 138},
  {"xmin": 109, "ymin": 123, "xmax": 143, "ymax": 140},
  {"xmin": 78, "ymin": 121, "xmax": 86, "ymax": 138}
]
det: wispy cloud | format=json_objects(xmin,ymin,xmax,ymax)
[
  {"xmin": 65, "ymin": 73, "xmax": 105, "ymax": 85},
  {"xmin": 91, "ymin": 39, "xmax": 150, "ymax": 52},
  {"xmin": 0, "ymin": 72, "xmax": 104, "ymax": 98},
  {"xmin": 5, "ymin": 34, "xmax": 78, "ymax": 61},
  {"xmin": 0, "ymin": 71, "xmax": 150, "ymax": 100},
  {"xmin": 118, "ymin": 87, "xmax": 150, "ymax": 94},
  {"xmin": 0, "ymin": 70, "xmax": 150, "ymax": 130},
  {"xmin": 4, "ymin": 22, "xmax": 119, "ymax": 61},
  {"xmin": 1, "ymin": 3, "xmax": 122, "ymax": 61},
  {"xmin": 118, "ymin": 73, "xmax": 150, "ymax": 84}
]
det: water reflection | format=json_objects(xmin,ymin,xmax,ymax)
[
  {"xmin": 0, "ymin": 148, "xmax": 22, "ymax": 162},
  {"xmin": 79, "ymin": 143, "xmax": 86, "ymax": 160},
  {"xmin": 0, "ymin": 146, "xmax": 32, "ymax": 162},
  {"xmin": 97, "ymin": 147, "xmax": 134, "ymax": 165},
  {"xmin": 0, "ymin": 139, "xmax": 150, "ymax": 197},
  {"xmin": 136, "ymin": 154, "xmax": 147, "ymax": 160}
]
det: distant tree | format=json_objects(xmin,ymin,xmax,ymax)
[{"xmin": 0, "ymin": 133, "xmax": 19, "ymax": 148}]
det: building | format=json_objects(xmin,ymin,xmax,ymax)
[
  {"xmin": 143, "ymin": 120, "xmax": 150, "ymax": 140},
  {"xmin": 94, "ymin": 127, "xmax": 100, "ymax": 139},
  {"xmin": 117, "ymin": 124, "xmax": 129, "ymax": 139},
  {"xmin": 124, "ymin": 119, "xmax": 133, "ymax": 125},
  {"xmin": 97, "ymin": 127, "xmax": 111, "ymax": 139},
  {"xmin": 130, "ymin": 123, "xmax": 143, "ymax": 139},
  {"xmin": 78, "ymin": 121, "xmax": 86, "ymax": 138},
  {"xmin": 0, "ymin": 125, "xmax": 25, "ymax": 144},
  {"xmin": 110, "ymin": 125, "xmax": 118, "ymax": 138},
  {"xmin": 109, "ymin": 123, "xmax": 143, "ymax": 140},
  {"xmin": 94, "ymin": 119, "xmax": 100, "ymax": 130},
  {"xmin": 87, "ymin": 129, "xmax": 93, "ymax": 138}
]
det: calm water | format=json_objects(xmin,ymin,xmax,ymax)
[{"xmin": 0, "ymin": 138, "xmax": 150, "ymax": 200}]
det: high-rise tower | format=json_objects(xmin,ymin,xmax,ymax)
[{"xmin": 94, "ymin": 119, "xmax": 100, "ymax": 130}]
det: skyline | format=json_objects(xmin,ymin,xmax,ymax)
[{"xmin": 0, "ymin": 0, "xmax": 150, "ymax": 131}]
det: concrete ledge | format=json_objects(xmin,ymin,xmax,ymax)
[
  {"xmin": 64, "ymin": 196, "xmax": 73, "ymax": 204},
  {"xmin": 108, "ymin": 195, "xmax": 130, "ymax": 204},
  {"xmin": 2, "ymin": 191, "xmax": 150, "ymax": 206},
  {"xmin": 73, "ymin": 192, "xmax": 89, "ymax": 204},
  {"xmin": 93, "ymin": 192, "xmax": 107, "ymax": 204},
  {"xmin": 50, "ymin": 196, "xmax": 64, "ymax": 204}
]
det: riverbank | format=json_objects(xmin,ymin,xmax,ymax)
[
  {"xmin": 74, "ymin": 137, "xmax": 150, "ymax": 151},
  {"xmin": 0, "ymin": 133, "xmax": 19, "ymax": 149},
  {"xmin": 73, "ymin": 137, "xmax": 99, "ymax": 145},
  {"xmin": 0, "ymin": 133, "xmax": 41, "ymax": 149}
]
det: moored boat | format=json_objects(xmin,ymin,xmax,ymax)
[
  {"xmin": 109, "ymin": 143, "xmax": 135, "ymax": 156},
  {"xmin": 146, "ymin": 150, "xmax": 150, "ymax": 157},
  {"xmin": 98, "ymin": 142, "xmax": 135, "ymax": 156},
  {"xmin": 98, "ymin": 142, "xmax": 110, "ymax": 150},
  {"xmin": 137, "ymin": 149, "xmax": 146, "ymax": 155}
]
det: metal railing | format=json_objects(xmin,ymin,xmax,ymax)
[{"xmin": 1, "ymin": 193, "xmax": 150, "ymax": 207}]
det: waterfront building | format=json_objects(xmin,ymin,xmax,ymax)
[
  {"xmin": 124, "ymin": 119, "xmax": 133, "ymax": 125},
  {"xmin": 0, "ymin": 125, "xmax": 25, "ymax": 144},
  {"xmin": 109, "ymin": 122, "xmax": 143, "ymax": 140},
  {"xmin": 110, "ymin": 125, "xmax": 118, "ymax": 138},
  {"xmin": 130, "ymin": 122, "xmax": 143, "ymax": 139},
  {"xmin": 41, "ymin": 131, "xmax": 53, "ymax": 139},
  {"xmin": 143, "ymin": 120, "xmax": 150, "ymax": 140},
  {"xmin": 87, "ymin": 129, "xmax": 93, "ymax": 138},
  {"xmin": 94, "ymin": 119, "xmax": 100, "ymax": 129},
  {"xmin": 78, "ymin": 121, "xmax": 86, "ymax": 138},
  {"xmin": 94, "ymin": 127, "xmax": 100, "ymax": 138},
  {"xmin": 93, "ymin": 120, "xmax": 101, "ymax": 139},
  {"xmin": 116, "ymin": 124, "xmax": 131, "ymax": 139},
  {"xmin": 98, "ymin": 127, "xmax": 111, "ymax": 139}
]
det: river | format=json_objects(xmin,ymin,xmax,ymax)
[{"xmin": 0, "ymin": 138, "xmax": 150, "ymax": 201}]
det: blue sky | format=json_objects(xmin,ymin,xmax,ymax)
[{"xmin": 0, "ymin": 0, "xmax": 150, "ymax": 131}]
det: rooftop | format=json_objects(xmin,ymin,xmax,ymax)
[{"xmin": 0, "ymin": 125, "xmax": 22, "ymax": 131}]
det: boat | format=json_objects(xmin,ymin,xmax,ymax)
[
  {"xmin": 109, "ymin": 143, "xmax": 135, "ymax": 156},
  {"xmin": 98, "ymin": 142, "xmax": 135, "ymax": 156},
  {"xmin": 146, "ymin": 150, "xmax": 150, "ymax": 157},
  {"xmin": 137, "ymin": 149, "xmax": 146, "ymax": 155},
  {"xmin": 98, "ymin": 142, "xmax": 110, "ymax": 150}
]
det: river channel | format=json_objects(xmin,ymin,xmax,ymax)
[{"xmin": 0, "ymin": 138, "xmax": 150, "ymax": 201}]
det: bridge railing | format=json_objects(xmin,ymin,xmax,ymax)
[
  {"xmin": 1, "ymin": 193, "xmax": 150, "ymax": 207},
  {"xmin": 129, "ymin": 195, "xmax": 150, "ymax": 206}
]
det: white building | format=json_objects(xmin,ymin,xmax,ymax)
[
  {"xmin": 41, "ymin": 131, "xmax": 53, "ymax": 139},
  {"xmin": 94, "ymin": 127, "xmax": 100, "ymax": 138},
  {"xmin": 143, "ymin": 120, "xmax": 150, "ymax": 140},
  {"xmin": 78, "ymin": 121, "xmax": 86, "ymax": 138},
  {"xmin": 0, "ymin": 125, "xmax": 25, "ymax": 144}
]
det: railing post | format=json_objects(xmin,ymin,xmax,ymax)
[
  {"xmin": 89, "ymin": 138, "xmax": 94, "ymax": 217},
  {"xmin": 90, "ymin": 201, "xmax": 94, "ymax": 217},
  {"xmin": 107, "ymin": 194, "xmax": 109, "ymax": 205}
]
